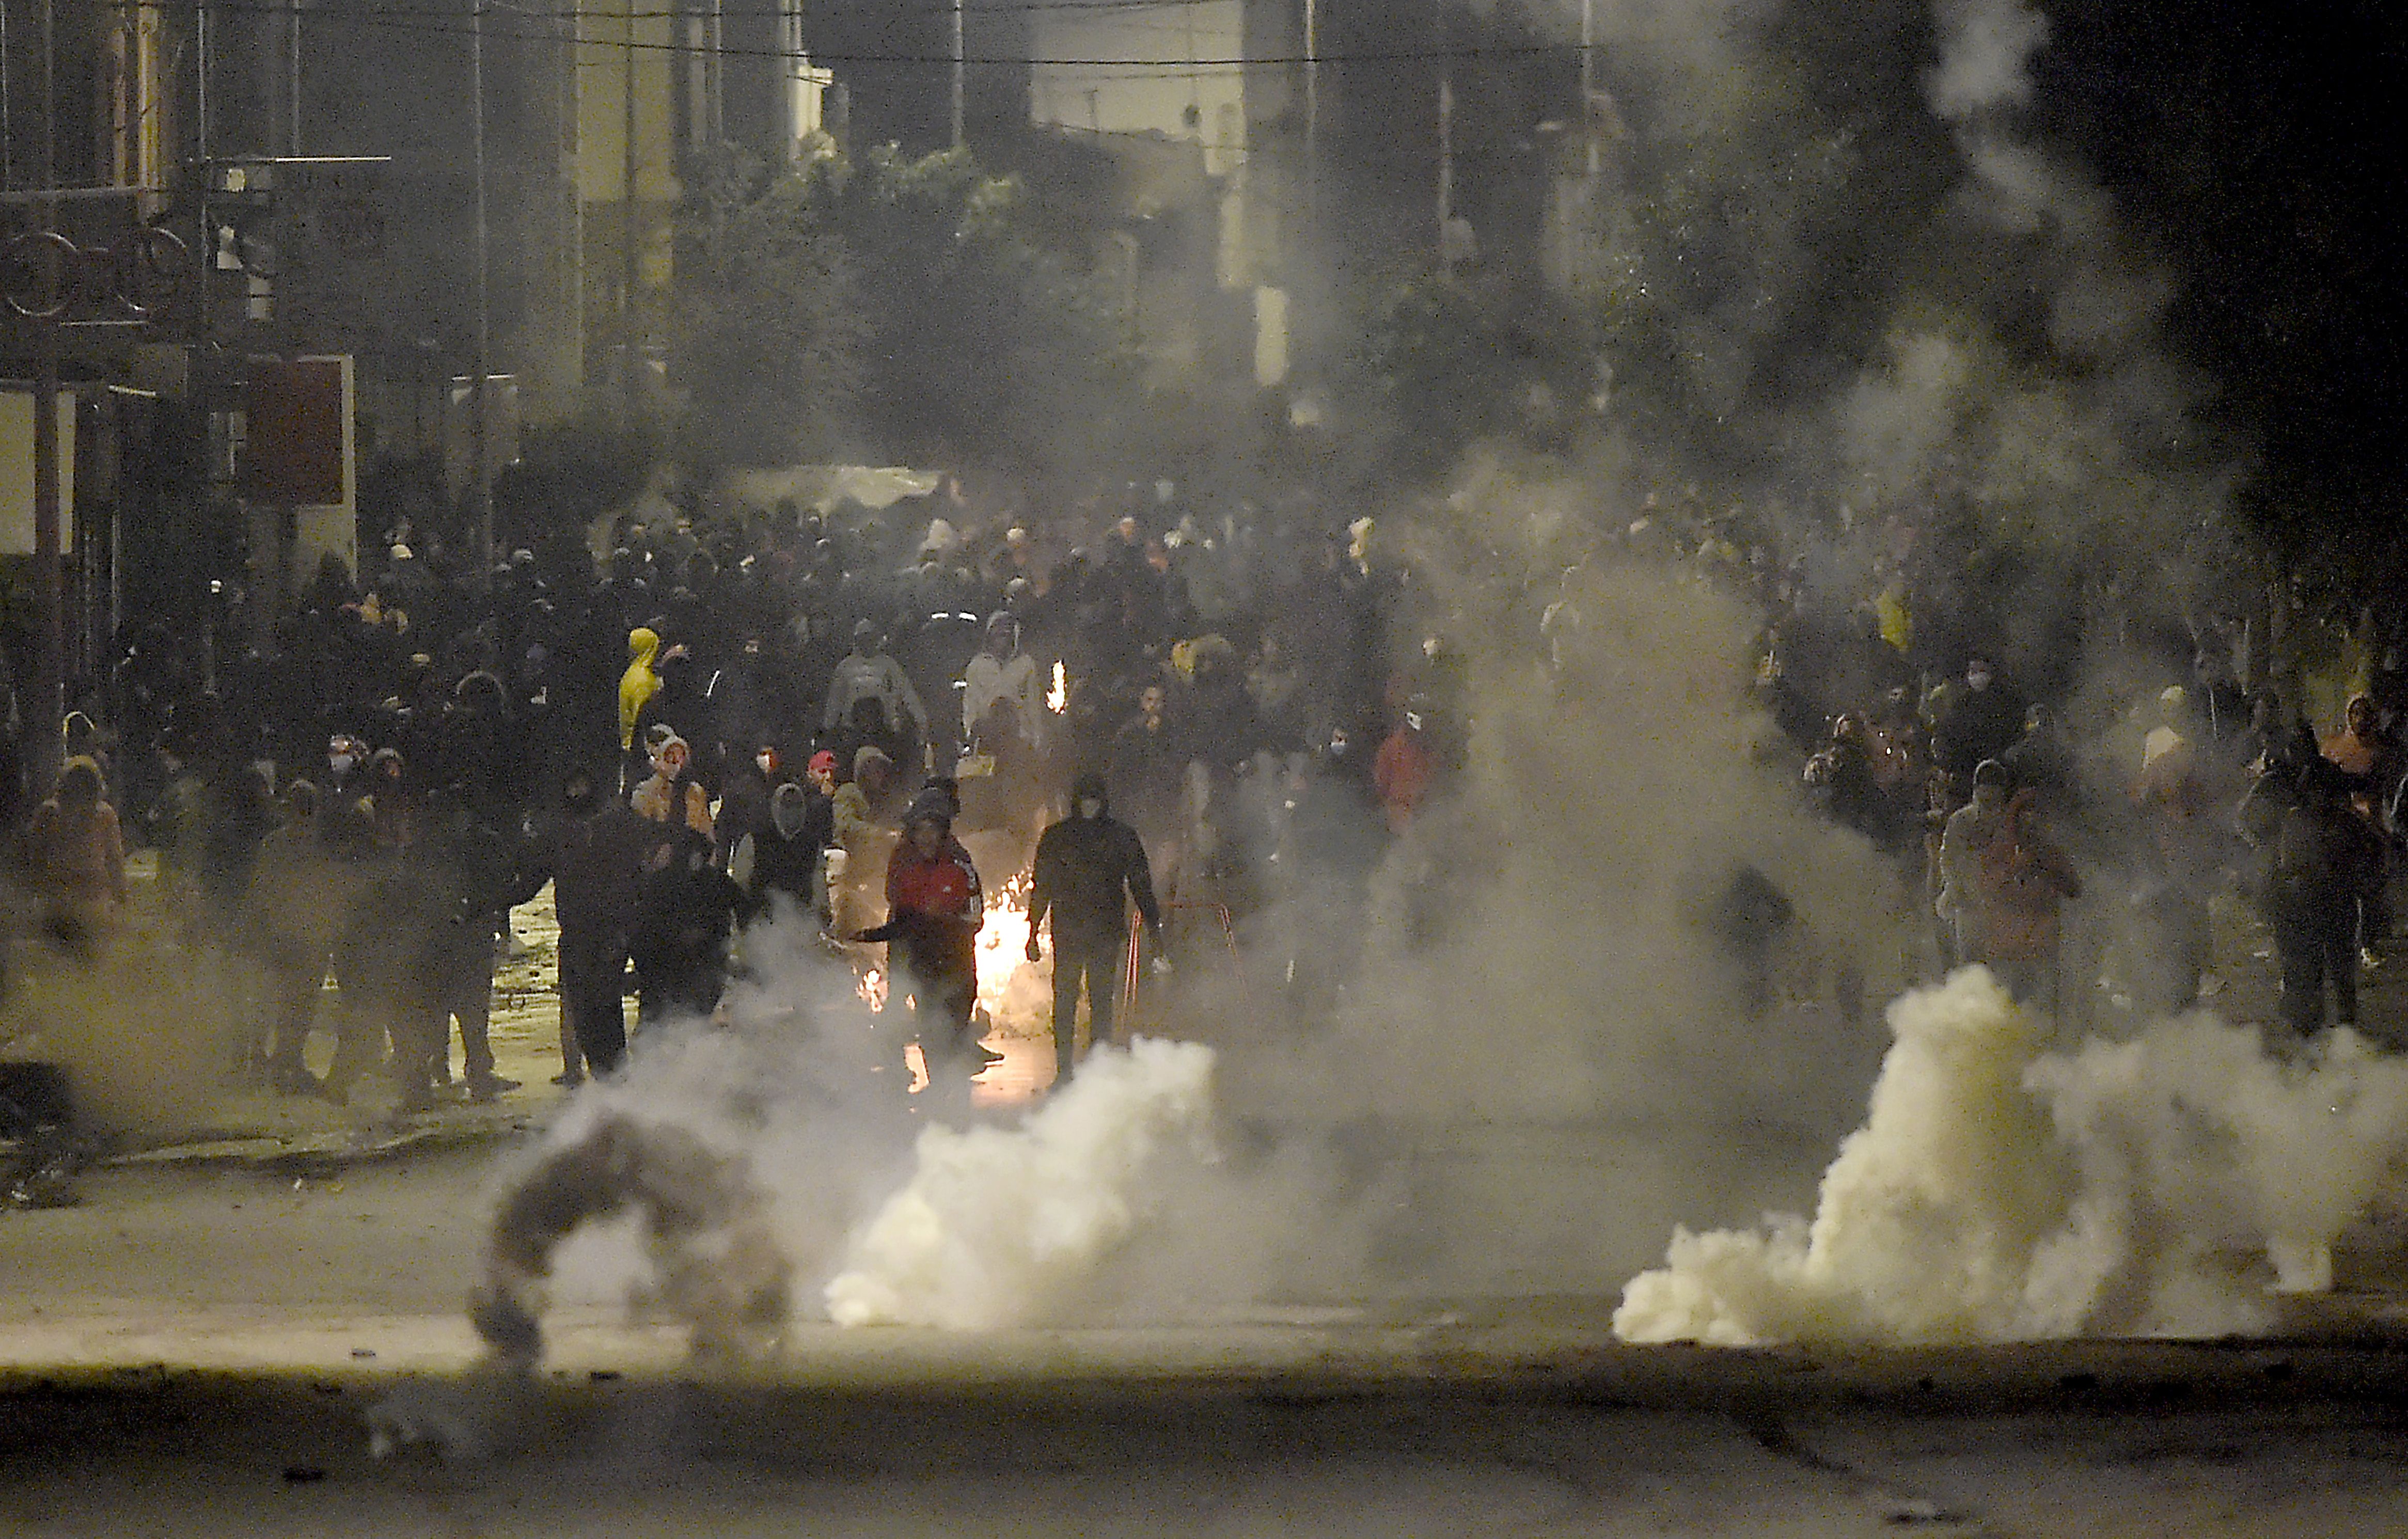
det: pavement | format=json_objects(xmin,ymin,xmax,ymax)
[
  {"xmin": 13, "ymin": 869, "xmax": 2408, "ymax": 1531},
  {"xmin": 8, "ymin": 1325, "xmax": 2408, "ymax": 1536}
]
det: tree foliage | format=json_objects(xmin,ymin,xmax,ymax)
[{"xmin": 671, "ymin": 143, "xmax": 1139, "ymax": 477}]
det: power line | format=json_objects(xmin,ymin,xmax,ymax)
[{"xmin": 132, "ymin": 0, "xmax": 1589, "ymax": 71}]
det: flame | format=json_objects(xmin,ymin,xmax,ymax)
[
  {"xmin": 857, "ymin": 967, "xmax": 887, "ymax": 1014},
  {"xmin": 971, "ymin": 869, "xmax": 1060, "ymax": 1038},
  {"xmin": 1047, "ymin": 661, "xmax": 1068, "ymax": 715}
]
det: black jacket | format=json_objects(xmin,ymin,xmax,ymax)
[{"xmin": 1030, "ymin": 804, "xmax": 1161, "ymax": 948}]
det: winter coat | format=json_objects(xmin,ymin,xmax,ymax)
[
  {"xmin": 26, "ymin": 795, "xmax": 128, "ymax": 913},
  {"xmin": 1030, "ymin": 801, "xmax": 1161, "ymax": 949},
  {"xmin": 820, "ymin": 650, "xmax": 927, "ymax": 741},
  {"xmin": 865, "ymin": 838, "xmax": 982, "ymax": 985},
  {"xmin": 545, "ymin": 801, "xmax": 651, "ymax": 944},
  {"xmin": 962, "ymin": 650, "xmax": 1042, "ymax": 743},
  {"xmin": 629, "ymin": 851, "xmax": 744, "ymax": 988},
  {"xmin": 1944, "ymin": 789, "xmax": 2080, "ymax": 963},
  {"xmin": 631, "ymin": 758, "xmax": 713, "ymax": 843},
  {"xmin": 618, "ymin": 627, "xmax": 664, "ymax": 751},
  {"xmin": 743, "ymin": 782, "xmax": 832, "ymax": 910}
]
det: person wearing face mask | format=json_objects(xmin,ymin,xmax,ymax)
[
  {"xmin": 741, "ymin": 779, "xmax": 836, "ymax": 924},
  {"xmin": 714, "ymin": 738, "xmax": 785, "ymax": 872},
  {"xmin": 1929, "ymin": 655, "xmax": 2026, "ymax": 781},
  {"xmin": 631, "ymin": 734, "xmax": 713, "ymax": 844},
  {"xmin": 1028, "ymin": 773, "xmax": 1163, "ymax": 1084}
]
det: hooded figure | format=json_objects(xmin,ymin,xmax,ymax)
[
  {"xmin": 632, "ymin": 733, "xmax": 714, "ymax": 842},
  {"xmin": 854, "ymin": 793, "xmax": 984, "ymax": 1081},
  {"xmin": 742, "ymin": 779, "xmax": 835, "ymax": 920},
  {"xmin": 619, "ymin": 627, "xmax": 664, "ymax": 752},
  {"xmin": 1028, "ymin": 772, "xmax": 1161, "ymax": 1082}
]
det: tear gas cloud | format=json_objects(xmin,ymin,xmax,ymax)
[
  {"xmin": 1616, "ymin": 968, "xmax": 2408, "ymax": 1344},
  {"xmin": 454, "ymin": 0, "xmax": 2385, "ymax": 1352}
]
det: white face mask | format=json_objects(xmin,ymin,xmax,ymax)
[
  {"xmin": 1078, "ymin": 799, "xmax": 1103, "ymax": 819},
  {"xmin": 1966, "ymin": 671, "xmax": 1992, "ymax": 692},
  {"xmin": 757, "ymin": 753, "xmax": 775, "ymax": 775},
  {"xmin": 328, "ymin": 753, "xmax": 355, "ymax": 778}
]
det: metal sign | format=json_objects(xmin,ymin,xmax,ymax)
[{"xmin": 2, "ymin": 226, "xmax": 191, "ymax": 323}]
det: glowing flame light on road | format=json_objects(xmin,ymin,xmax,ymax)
[
  {"xmin": 1047, "ymin": 662, "xmax": 1067, "ymax": 715},
  {"xmin": 977, "ymin": 871, "xmax": 1050, "ymax": 1033}
]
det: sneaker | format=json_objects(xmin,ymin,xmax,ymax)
[
  {"xmin": 551, "ymin": 1071, "xmax": 585, "ymax": 1088},
  {"xmin": 466, "ymin": 1074, "xmax": 521, "ymax": 1103}
]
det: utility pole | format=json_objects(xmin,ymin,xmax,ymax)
[
  {"xmin": 1580, "ymin": 0, "xmax": 1599, "ymax": 178},
  {"xmin": 30, "ymin": 0, "xmax": 61, "ymax": 796},
  {"xmin": 1436, "ymin": 6, "xmax": 1453, "ymax": 269},
  {"xmin": 622, "ymin": 0, "xmax": 638, "ymax": 416},
  {"xmin": 288, "ymin": 0, "xmax": 303, "ymax": 155},
  {"xmin": 949, "ymin": 0, "xmax": 965, "ymax": 149},
  {"xmin": 471, "ymin": 0, "xmax": 492, "ymax": 568}
]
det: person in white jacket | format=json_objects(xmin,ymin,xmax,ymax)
[{"xmin": 962, "ymin": 613, "xmax": 1043, "ymax": 751}]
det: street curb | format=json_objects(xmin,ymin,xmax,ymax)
[{"xmin": 99, "ymin": 1115, "xmax": 533, "ymax": 1176}]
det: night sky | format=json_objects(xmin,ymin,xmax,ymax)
[{"xmin": 2042, "ymin": 0, "xmax": 2408, "ymax": 550}]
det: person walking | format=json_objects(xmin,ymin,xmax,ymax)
[
  {"xmin": 2244, "ymin": 753, "xmax": 2384, "ymax": 1037},
  {"xmin": 1027, "ymin": 773, "xmax": 1163, "ymax": 1084},
  {"xmin": 854, "ymin": 794, "xmax": 984, "ymax": 1088},
  {"xmin": 538, "ymin": 767, "xmax": 650, "ymax": 1078}
]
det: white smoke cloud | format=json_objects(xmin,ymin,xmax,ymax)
[
  {"xmin": 1927, "ymin": 0, "xmax": 2050, "ymax": 122},
  {"xmin": 826, "ymin": 1039, "xmax": 1217, "ymax": 1328},
  {"xmin": 1615, "ymin": 968, "xmax": 2408, "ymax": 1346}
]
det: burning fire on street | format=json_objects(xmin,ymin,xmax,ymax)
[
  {"xmin": 977, "ymin": 871, "xmax": 1050, "ymax": 1034},
  {"xmin": 850, "ymin": 869, "xmax": 1052, "ymax": 1039}
]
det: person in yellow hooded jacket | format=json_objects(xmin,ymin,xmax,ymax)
[{"xmin": 619, "ymin": 627, "xmax": 664, "ymax": 753}]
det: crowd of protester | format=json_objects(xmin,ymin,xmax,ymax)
[
  {"xmin": 1696, "ymin": 493, "xmax": 2408, "ymax": 1042},
  {"xmin": 3, "ymin": 475, "xmax": 1442, "ymax": 1109},
  {"xmin": 7, "ymin": 467, "xmax": 2404, "ymax": 1120}
]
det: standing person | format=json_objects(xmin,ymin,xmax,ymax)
[
  {"xmin": 1938, "ymin": 761, "xmax": 2082, "ymax": 1009},
  {"xmin": 2131, "ymin": 692, "xmax": 2217, "ymax": 1015},
  {"xmin": 324, "ymin": 802, "xmax": 454, "ymax": 1114},
  {"xmin": 739, "ymin": 780, "xmax": 835, "ymax": 925},
  {"xmin": 2321, "ymin": 692, "xmax": 2397, "ymax": 967},
  {"xmin": 24, "ymin": 756, "xmax": 130, "ymax": 951},
  {"xmin": 2244, "ymin": 754, "xmax": 2383, "ymax": 1038},
  {"xmin": 629, "ymin": 830, "xmax": 746, "ymax": 1027},
  {"xmin": 540, "ymin": 767, "xmax": 650, "ymax": 1078},
  {"xmin": 631, "ymin": 734, "xmax": 714, "ymax": 844},
  {"xmin": 425, "ymin": 796, "xmax": 524, "ymax": 1102},
  {"xmin": 715, "ymin": 737, "xmax": 785, "ymax": 870},
  {"xmin": 1027, "ymin": 773, "xmax": 1162, "ymax": 1084},
  {"xmin": 1109, "ymin": 681, "xmax": 1184, "ymax": 853},
  {"xmin": 243, "ymin": 779, "xmax": 338, "ymax": 1094},
  {"xmin": 822, "ymin": 622, "xmax": 928, "ymax": 774},
  {"xmin": 853, "ymin": 795, "xmax": 984, "ymax": 1088}
]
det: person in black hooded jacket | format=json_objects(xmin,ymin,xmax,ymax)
[{"xmin": 1027, "ymin": 772, "xmax": 1162, "ymax": 1083}]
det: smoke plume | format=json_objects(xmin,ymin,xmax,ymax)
[
  {"xmin": 1615, "ymin": 968, "xmax": 2408, "ymax": 1345},
  {"xmin": 825, "ymin": 1038, "xmax": 1217, "ymax": 1328}
]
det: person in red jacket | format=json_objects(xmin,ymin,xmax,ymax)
[
  {"xmin": 855, "ymin": 793, "xmax": 985, "ymax": 1084},
  {"xmin": 1373, "ymin": 710, "xmax": 1436, "ymax": 835}
]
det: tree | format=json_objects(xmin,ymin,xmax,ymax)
[
  {"xmin": 670, "ymin": 143, "xmax": 1139, "ymax": 479},
  {"xmin": 672, "ymin": 144, "xmax": 864, "ymax": 471}
]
